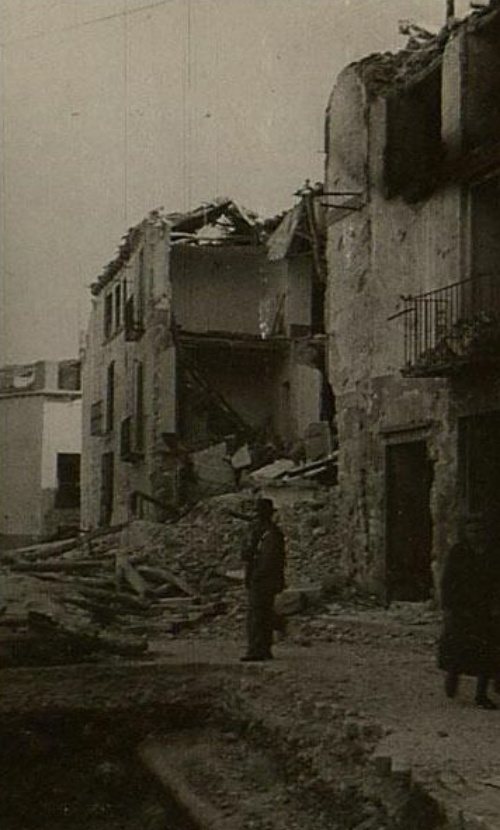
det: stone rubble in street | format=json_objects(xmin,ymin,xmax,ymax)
[{"xmin": 0, "ymin": 485, "xmax": 356, "ymax": 665}]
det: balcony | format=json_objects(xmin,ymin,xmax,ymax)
[{"xmin": 401, "ymin": 274, "xmax": 500, "ymax": 377}]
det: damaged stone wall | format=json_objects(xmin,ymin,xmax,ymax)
[
  {"xmin": 283, "ymin": 340, "xmax": 325, "ymax": 444},
  {"xmin": 324, "ymin": 20, "xmax": 500, "ymax": 599},
  {"xmin": 333, "ymin": 376, "xmax": 453, "ymax": 598},
  {"xmin": 179, "ymin": 345, "xmax": 283, "ymax": 444},
  {"xmin": 81, "ymin": 220, "xmax": 173, "ymax": 530}
]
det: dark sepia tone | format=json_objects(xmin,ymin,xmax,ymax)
[{"xmin": 1, "ymin": 2, "xmax": 499, "ymax": 828}]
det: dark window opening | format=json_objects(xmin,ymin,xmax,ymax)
[
  {"xmin": 114, "ymin": 284, "xmax": 122, "ymax": 330},
  {"xmin": 120, "ymin": 416, "xmax": 133, "ymax": 460},
  {"xmin": 385, "ymin": 67, "xmax": 443, "ymax": 201},
  {"xmin": 106, "ymin": 362, "xmax": 115, "ymax": 433},
  {"xmin": 58, "ymin": 361, "xmax": 81, "ymax": 391},
  {"xmin": 124, "ymin": 296, "xmax": 144, "ymax": 341},
  {"xmin": 465, "ymin": 28, "xmax": 500, "ymax": 151},
  {"xmin": 459, "ymin": 411, "xmax": 500, "ymax": 515},
  {"xmin": 138, "ymin": 249, "xmax": 145, "ymax": 322},
  {"xmin": 386, "ymin": 440, "xmax": 433, "ymax": 602},
  {"xmin": 122, "ymin": 279, "xmax": 128, "ymax": 324},
  {"xmin": 55, "ymin": 453, "xmax": 81, "ymax": 509},
  {"xmin": 104, "ymin": 293, "xmax": 113, "ymax": 339},
  {"xmin": 135, "ymin": 362, "xmax": 144, "ymax": 453},
  {"xmin": 90, "ymin": 400, "xmax": 103, "ymax": 436},
  {"xmin": 311, "ymin": 281, "xmax": 325, "ymax": 334},
  {"xmin": 100, "ymin": 452, "xmax": 114, "ymax": 527}
]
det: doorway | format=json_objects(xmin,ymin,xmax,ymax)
[
  {"xmin": 385, "ymin": 440, "xmax": 433, "ymax": 602},
  {"xmin": 459, "ymin": 410, "xmax": 500, "ymax": 516}
]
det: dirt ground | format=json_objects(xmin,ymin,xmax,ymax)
[{"xmin": 2, "ymin": 603, "xmax": 500, "ymax": 830}]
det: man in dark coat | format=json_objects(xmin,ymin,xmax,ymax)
[
  {"xmin": 241, "ymin": 498, "xmax": 286, "ymax": 662},
  {"xmin": 438, "ymin": 516, "xmax": 499, "ymax": 709}
]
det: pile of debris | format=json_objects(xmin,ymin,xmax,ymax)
[
  {"xmin": 0, "ymin": 486, "xmax": 345, "ymax": 665},
  {"xmin": 0, "ymin": 527, "xmax": 217, "ymax": 667}
]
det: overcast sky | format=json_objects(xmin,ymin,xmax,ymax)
[{"xmin": 0, "ymin": 0, "xmax": 471, "ymax": 364}]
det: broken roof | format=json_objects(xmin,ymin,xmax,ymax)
[
  {"xmin": 91, "ymin": 198, "xmax": 276, "ymax": 296},
  {"xmin": 350, "ymin": 1, "xmax": 500, "ymax": 97},
  {"xmin": 266, "ymin": 182, "xmax": 325, "ymax": 279}
]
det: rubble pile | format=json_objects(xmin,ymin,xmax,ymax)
[
  {"xmin": 279, "ymin": 489, "xmax": 343, "ymax": 588},
  {"xmin": 0, "ymin": 485, "xmax": 346, "ymax": 664},
  {"xmin": 0, "ymin": 527, "xmax": 212, "ymax": 666}
]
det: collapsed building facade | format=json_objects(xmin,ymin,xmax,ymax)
[
  {"xmin": 0, "ymin": 360, "xmax": 82, "ymax": 548},
  {"xmin": 325, "ymin": 5, "xmax": 500, "ymax": 601},
  {"xmin": 81, "ymin": 194, "xmax": 334, "ymax": 529}
]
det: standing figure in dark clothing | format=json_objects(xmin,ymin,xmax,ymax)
[
  {"xmin": 438, "ymin": 516, "xmax": 499, "ymax": 709},
  {"xmin": 241, "ymin": 498, "xmax": 286, "ymax": 662}
]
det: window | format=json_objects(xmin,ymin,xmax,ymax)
[
  {"xmin": 120, "ymin": 416, "xmax": 133, "ymax": 460},
  {"xmin": 135, "ymin": 362, "xmax": 144, "ymax": 453},
  {"xmin": 55, "ymin": 453, "xmax": 81, "ymax": 509},
  {"xmin": 58, "ymin": 360, "xmax": 81, "ymax": 391},
  {"xmin": 385, "ymin": 67, "xmax": 442, "ymax": 201},
  {"xmin": 137, "ymin": 249, "xmax": 145, "ymax": 322},
  {"xmin": 124, "ymin": 295, "xmax": 144, "ymax": 341},
  {"xmin": 114, "ymin": 284, "xmax": 122, "ymax": 330},
  {"xmin": 106, "ymin": 362, "xmax": 115, "ymax": 433},
  {"xmin": 465, "ymin": 29, "xmax": 500, "ymax": 151},
  {"xmin": 100, "ymin": 452, "xmax": 114, "ymax": 527},
  {"xmin": 459, "ymin": 412, "xmax": 500, "ymax": 514},
  {"xmin": 104, "ymin": 293, "xmax": 113, "ymax": 339},
  {"xmin": 90, "ymin": 400, "xmax": 103, "ymax": 435}
]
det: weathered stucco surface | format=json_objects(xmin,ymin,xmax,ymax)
[
  {"xmin": 325, "ymin": 21, "xmax": 500, "ymax": 599},
  {"xmin": 0, "ymin": 396, "xmax": 44, "ymax": 539},
  {"xmin": 82, "ymin": 213, "xmax": 326, "ymax": 529},
  {"xmin": 0, "ymin": 365, "xmax": 81, "ymax": 544}
]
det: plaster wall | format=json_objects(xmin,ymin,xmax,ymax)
[
  {"xmin": 171, "ymin": 246, "xmax": 272, "ymax": 335},
  {"xmin": 0, "ymin": 396, "xmax": 43, "ymax": 538},
  {"xmin": 171, "ymin": 246, "xmax": 309, "ymax": 337},
  {"xmin": 325, "ymin": 66, "xmax": 368, "ymax": 194},
  {"xmin": 323, "ymin": 39, "xmax": 494, "ymax": 597},
  {"xmin": 82, "ymin": 223, "xmax": 173, "ymax": 529},
  {"xmin": 441, "ymin": 29, "xmax": 465, "ymax": 155},
  {"xmin": 286, "ymin": 255, "xmax": 314, "ymax": 331},
  {"xmin": 41, "ymin": 400, "xmax": 82, "ymax": 490}
]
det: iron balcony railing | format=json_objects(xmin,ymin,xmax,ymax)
[{"xmin": 401, "ymin": 273, "xmax": 500, "ymax": 375}]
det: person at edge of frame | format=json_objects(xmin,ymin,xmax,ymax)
[
  {"xmin": 438, "ymin": 512, "xmax": 500, "ymax": 710},
  {"xmin": 241, "ymin": 497, "xmax": 286, "ymax": 662}
]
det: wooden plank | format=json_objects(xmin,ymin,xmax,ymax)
[{"xmin": 139, "ymin": 740, "xmax": 238, "ymax": 830}]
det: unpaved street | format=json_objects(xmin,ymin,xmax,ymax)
[{"xmin": 2, "ymin": 604, "xmax": 500, "ymax": 830}]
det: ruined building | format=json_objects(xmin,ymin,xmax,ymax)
[
  {"xmin": 325, "ymin": 5, "xmax": 500, "ymax": 602},
  {"xmin": 0, "ymin": 360, "xmax": 82, "ymax": 548},
  {"xmin": 81, "ymin": 195, "xmax": 332, "ymax": 529}
]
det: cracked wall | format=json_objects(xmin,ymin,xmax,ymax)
[{"xmin": 325, "ymin": 29, "xmax": 500, "ymax": 599}]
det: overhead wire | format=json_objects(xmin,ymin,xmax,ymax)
[{"xmin": 0, "ymin": 0, "xmax": 178, "ymax": 48}]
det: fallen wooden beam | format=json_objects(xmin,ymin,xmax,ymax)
[
  {"xmin": 10, "ymin": 559, "xmax": 109, "ymax": 574},
  {"xmin": 139, "ymin": 739, "xmax": 238, "ymax": 830},
  {"xmin": 2, "ymin": 538, "xmax": 79, "ymax": 561}
]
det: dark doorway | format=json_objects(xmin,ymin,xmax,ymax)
[
  {"xmin": 55, "ymin": 453, "xmax": 81, "ymax": 509},
  {"xmin": 100, "ymin": 452, "xmax": 114, "ymax": 527},
  {"xmin": 386, "ymin": 440, "xmax": 433, "ymax": 602},
  {"xmin": 459, "ymin": 410, "xmax": 500, "ymax": 516}
]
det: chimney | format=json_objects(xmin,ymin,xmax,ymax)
[{"xmin": 446, "ymin": 0, "xmax": 455, "ymax": 22}]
